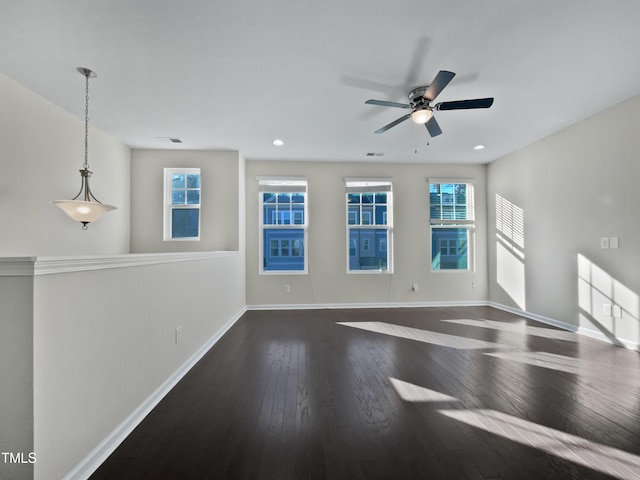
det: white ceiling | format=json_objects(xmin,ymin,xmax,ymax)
[{"xmin": 2, "ymin": 1, "xmax": 640, "ymax": 164}]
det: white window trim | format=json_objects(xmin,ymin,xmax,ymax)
[
  {"xmin": 345, "ymin": 178, "xmax": 393, "ymax": 274},
  {"xmin": 258, "ymin": 178, "xmax": 308, "ymax": 275},
  {"xmin": 429, "ymin": 180, "xmax": 475, "ymax": 272},
  {"xmin": 163, "ymin": 167, "xmax": 201, "ymax": 241}
]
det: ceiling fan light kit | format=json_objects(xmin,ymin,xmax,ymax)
[
  {"xmin": 411, "ymin": 107, "xmax": 432, "ymax": 124},
  {"xmin": 365, "ymin": 70, "xmax": 494, "ymax": 138},
  {"xmin": 52, "ymin": 67, "xmax": 116, "ymax": 229}
]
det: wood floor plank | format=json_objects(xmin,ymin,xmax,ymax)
[{"xmin": 90, "ymin": 306, "xmax": 640, "ymax": 480}]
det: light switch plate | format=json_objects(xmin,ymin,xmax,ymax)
[
  {"xmin": 609, "ymin": 237, "xmax": 619, "ymax": 249},
  {"xmin": 601, "ymin": 237, "xmax": 609, "ymax": 249}
]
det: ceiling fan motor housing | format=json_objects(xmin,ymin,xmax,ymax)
[{"xmin": 409, "ymin": 86, "xmax": 431, "ymax": 111}]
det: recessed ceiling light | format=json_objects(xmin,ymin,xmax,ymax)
[
  {"xmin": 473, "ymin": 144, "xmax": 486, "ymax": 151},
  {"xmin": 273, "ymin": 139, "xmax": 284, "ymax": 146}
]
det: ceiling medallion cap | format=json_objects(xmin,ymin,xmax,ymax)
[{"xmin": 77, "ymin": 67, "xmax": 97, "ymax": 78}]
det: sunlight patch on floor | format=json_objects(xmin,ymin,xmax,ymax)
[
  {"xmin": 483, "ymin": 350, "xmax": 640, "ymax": 388},
  {"xmin": 336, "ymin": 321, "xmax": 501, "ymax": 350},
  {"xmin": 389, "ymin": 377, "xmax": 459, "ymax": 403},
  {"xmin": 443, "ymin": 318, "xmax": 577, "ymax": 341},
  {"xmin": 439, "ymin": 408, "xmax": 640, "ymax": 479}
]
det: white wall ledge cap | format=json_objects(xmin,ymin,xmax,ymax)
[
  {"xmin": 1, "ymin": 251, "xmax": 238, "ymax": 276},
  {"xmin": 0, "ymin": 257, "xmax": 37, "ymax": 276}
]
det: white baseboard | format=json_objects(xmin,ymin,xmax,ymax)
[
  {"xmin": 577, "ymin": 326, "xmax": 639, "ymax": 351},
  {"xmin": 489, "ymin": 302, "xmax": 640, "ymax": 351},
  {"xmin": 247, "ymin": 300, "xmax": 487, "ymax": 311},
  {"xmin": 64, "ymin": 307, "xmax": 246, "ymax": 480},
  {"xmin": 487, "ymin": 302, "xmax": 578, "ymax": 332}
]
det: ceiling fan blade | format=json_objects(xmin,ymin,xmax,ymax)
[
  {"xmin": 365, "ymin": 99, "xmax": 411, "ymax": 109},
  {"xmin": 423, "ymin": 70, "xmax": 456, "ymax": 101},
  {"xmin": 425, "ymin": 116, "xmax": 442, "ymax": 137},
  {"xmin": 435, "ymin": 97, "xmax": 494, "ymax": 111},
  {"xmin": 375, "ymin": 114, "xmax": 411, "ymax": 134}
]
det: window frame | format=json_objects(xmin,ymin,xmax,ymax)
[
  {"xmin": 428, "ymin": 179, "xmax": 475, "ymax": 272},
  {"xmin": 345, "ymin": 178, "xmax": 393, "ymax": 274},
  {"xmin": 258, "ymin": 177, "xmax": 308, "ymax": 275},
  {"xmin": 163, "ymin": 167, "xmax": 201, "ymax": 241}
]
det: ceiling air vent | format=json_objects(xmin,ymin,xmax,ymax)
[{"xmin": 156, "ymin": 137, "xmax": 183, "ymax": 143}]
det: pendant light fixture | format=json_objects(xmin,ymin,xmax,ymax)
[{"xmin": 52, "ymin": 67, "xmax": 116, "ymax": 229}]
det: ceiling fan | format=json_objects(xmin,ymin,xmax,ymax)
[{"xmin": 365, "ymin": 70, "xmax": 493, "ymax": 137}]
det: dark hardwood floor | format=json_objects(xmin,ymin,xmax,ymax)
[{"xmin": 90, "ymin": 306, "xmax": 640, "ymax": 480}]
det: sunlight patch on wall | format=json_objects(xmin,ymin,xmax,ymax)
[
  {"xmin": 439, "ymin": 408, "xmax": 640, "ymax": 479},
  {"xmin": 496, "ymin": 243, "xmax": 526, "ymax": 309},
  {"xmin": 336, "ymin": 321, "xmax": 502, "ymax": 350},
  {"xmin": 444, "ymin": 318, "xmax": 577, "ymax": 341},
  {"xmin": 577, "ymin": 254, "xmax": 639, "ymax": 347},
  {"xmin": 495, "ymin": 195, "xmax": 526, "ymax": 309},
  {"xmin": 389, "ymin": 377, "xmax": 459, "ymax": 403},
  {"xmin": 496, "ymin": 194, "xmax": 524, "ymax": 249}
]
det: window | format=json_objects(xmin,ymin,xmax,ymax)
[
  {"xmin": 429, "ymin": 180, "xmax": 475, "ymax": 271},
  {"xmin": 259, "ymin": 178, "xmax": 308, "ymax": 273},
  {"xmin": 164, "ymin": 168, "xmax": 201, "ymax": 240},
  {"xmin": 346, "ymin": 179, "xmax": 393, "ymax": 272}
]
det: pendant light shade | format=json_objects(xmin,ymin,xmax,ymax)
[
  {"xmin": 52, "ymin": 200, "xmax": 116, "ymax": 224},
  {"xmin": 52, "ymin": 67, "xmax": 116, "ymax": 229}
]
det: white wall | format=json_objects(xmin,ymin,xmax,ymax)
[
  {"xmin": 246, "ymin": 160, "xmax": 487, "ymax": 307},
  {"xmin": 130, "ymin": 149, "xmax": 242, "ymax": 253},
  {"xmin": 487, "ymin": 95, "xmax": 640, "ymax": 348},
  {"xmin": 31, "ymin": 254, "xmax": 245, "ymax": 480},
  {"xmin": 0, "ymin": 266, "xmax": 34, "ymax": 480},
  {"xmin": 0, "ymin": 73, "xmax": 130, "ymax": 256}
]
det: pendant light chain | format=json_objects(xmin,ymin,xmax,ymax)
[
  {"xmin": 83, "ymin": 71, "xmax": 90, "ymax": 171},
  {"xmin": 51, "ymin": 67, "xmax": 116, "ymax": 229}
]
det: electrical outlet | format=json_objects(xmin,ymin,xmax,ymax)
[
  {"xmin": 601, "ymin": 237, "xmax": 609, "ymax": 249},
  {"xmin": 602, "ymin": 304, "xmax": 612, "ymax": 316},
  {"xmin": 609, "ymin": 237, "xmax": 619, "ymax": 249},
  {"xmin": 411, "ymin": 283, "xmax": 418, "ymax": 292},
  {"xmin": 612, "ymin": 305, "xmax": 622, "ymax": 318},
  {"xmin": 283, "ymin": 284, "xmax": 290, "ymax": 293},
  {"xmin": 175, "ymin": 326, "xmax": 182, "ymax": 344}
]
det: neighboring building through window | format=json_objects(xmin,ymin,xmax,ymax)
[
  {"xmin": 346, "ymin": 178, "xmax": 393, "ymax": 272},
  {"xmin": 429, "ymin": 180, "xmax": 475, "ymax": 270},
  {"xmin": 164, "ymin": 168, "xmax": 201, "ymax": 241},
  {"xmin": 259, "ymin": 178, "xmax": 308, "ymax": 273}
]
